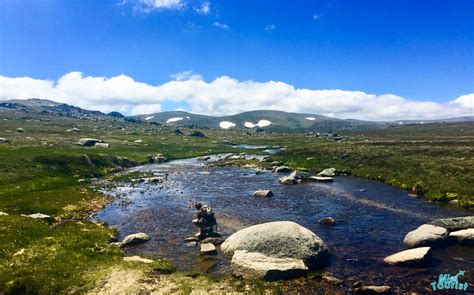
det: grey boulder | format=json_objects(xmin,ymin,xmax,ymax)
[
  {"xmin": 274, "ymin": 166, "xmax": 292, "ymax": 173},
  {"xmin": 430, "ymin": 216, "xmax": 474, "ymax": 231},
  {"xmin": 221, "ymin": 221, "xmax": 330, "ymax": 270},
  {"xmin": 119, "ymin": 232, "xmax": 150, "ymax": 247},
  {"xmin": 403, "ymin": 224, "xmax": 448, "ymax": 247},
  {"xmin": 317, "ymin": 168, "xmax": 336, "ymax": 177},
  {"xmin": 384, "ymin": 247, "xmax": 432, "ymax": 266},
  {"xmin": 231, "ymin": 250, "xmax": 308, "ymax": 281}
]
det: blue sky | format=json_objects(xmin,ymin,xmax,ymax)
[{"xmin": 0, "ymin": 0, "xmax": 473, "ymax": 120}]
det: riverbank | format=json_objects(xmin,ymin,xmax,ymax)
[{"xmin": 1, "ymin": 116, "xmax": 473, "ymax": 293}]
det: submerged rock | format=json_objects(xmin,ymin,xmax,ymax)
[
  {"xmin": 310, "ymin": 176, "xmax": 334, "ymax": 182},
  {"xmin": 317, "ymin": 168, "xmax": 336, "ymax": 177},
  {"xmin": 318, "ymin": 217, "xmax": 336, "ymax": 226},
  {"xmin": 231, "ymin": 250, "xmax": 308, "ymax": 281},
  {"xmin": 429, "ymin": 216, "xmax": 474, "ymax": 231},
  {"xmin": 119, "ymin": 232, "xmax": 150, "ymax": 247},
  {"xmin": 384, "ymin": 247, "xmax": 432, "ymax": 266},
  {"xmin": 200, "ymin": 243, "xmax": 217, "ymax": 255},
  {"xmin": 449, "ymin": 228, "xmax": 474, "ymax": 244},
  {"xmin": 254, "ymin": 190, "xmax": 273, "ymax": 198},
  {"xmin": 221, "ymin": 221, "xmax": 330, "ymax": 270},
  {"xmin": 403, "ymin": 224, "xmax": 448, "ymax": 247}
]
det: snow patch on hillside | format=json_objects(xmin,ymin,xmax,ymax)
[
  {"xmin": 219, "ymin": 121, "xmax": 236, "ymax": 129},
  {"xmin": 166, "ymin": 117, "xmax": 183, "ymax": 123},
  {"xmin": 305, "ymin": 117, "xmax": 316, "ymax": 121}
]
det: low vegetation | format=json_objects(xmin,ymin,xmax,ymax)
[{"xmin": 0, "ymin": 110, "xmax": 472, "ymax": 293}]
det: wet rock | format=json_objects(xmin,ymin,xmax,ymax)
[
  {"xmin": 322, "ymin": 274, "xmax": 343, "ymax": 285},
  {"xmin": 317, "ymin": 168, "xmax": 336, "ymax": 177},
  {"xmin": 231, "ymin": 250, "xmax": 308, "ymax": 281},
  {"xmin": 354, "ymin": 285, "xmax": 391, "ymax": 294},
  {"xmin": 221, "ymin": 221, "xmax": 330, "ymax": 270},
  {"xmin": 384, "ymin": 247, "xmax": 432, "ymax": 266},
  {"xmin": 403, "ymin": 224, "xmax": 448, "ymax": 247},
  {"xmin": 16, "ymin": 127, "xmax": 24, "ymax": 133},
  {"xmin": 78, "ymin": 138, "xmax": 103, "ymax": 146},
  {"xmin": 279, "ymin": 175, "xmax": 298, "ymax": 185},
  {"xmin": 0, "ymin": 138, "xmax": 10, "ymax": 144},
  {"xmin": 196, "ymin": 156, "xmax": 211, "ymax": 161},
  {"xmin": 254, "ymin": 190, "xmax": 273, "ymax": 198},
  {"xmin": 184, "ymin": 236, "xmax": 199, "ymax": 242},
  {"xmin": 123, "ymin": 256, "xmax": 154, "ymax": 263},
  {"xmin": 275, "ymin": 166, "xmax": 292, "ymax": 173},
  {"xmin": 119, "ymin": 232, "xmax": 150, "ymax": 247},
  {"xmin": 449, "ymin": 228, "xmax": 474, "ymax": 244},
  {"xmin": 318, "ymin": 217, "xmax": 335, "ymax": 226},
  {"xmin": 151, "ymin": 154, "xmax": 167, "ymax": 163},
  {"xmin": 201, "ymin": 237, "xmax": 224, "ymax": 245},
  {"xmin": 288, "ymin": 170, "xmax": 311, "ymax": 180},
  {"xmin": 23, "ymin": 213, "xmax": 54, "ymax": 223},
  {"xmin": 429, "ymin": 216, "xmax": 474, "ymax": 231},
  {"xmin": 310, "ymin": 176, "xmax": 334, "ymax": 182},
  {"xmin": 0, "ymin": 212, "xmax": 9, "ymax": 216},
  {"xmin": 94, "ymin": 143, "xmax": 110, "ymax": 148},
  {"xmin": 200, "ymin": 243, "xmax": 217, "ymax": 255}
]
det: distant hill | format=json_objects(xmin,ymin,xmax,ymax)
[
  {"xmin": 133, "ymin": 110, "xmax": 387, "ymax": 132},
  {"xmin": 0, "ymin": 98, "xmax": 128, "ymax": 122}
]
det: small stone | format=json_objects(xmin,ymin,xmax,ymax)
[
  {"xmin": 354, "ymin": 285, "xmax": 391, "ymax": 294},
  {"xmin": 449, "ymin": 228, "xmax": 474, "ymax": 244},
  {"xmin": 184, "ymin": 236, "xmax": 199, "ymax": 242},
  {"xmin": 14, "ymin": 248, "xmax": 26, "ymax": 256},
  {"xmin": 201, "ymin": 237, "xmax": 224, "ymax": 245},
  {"xmin": 254, "ymin": 190, "xmax": 273, "ymax": 198},
  {"xmin": 94, "ymin": 143, "xmax": 109, "ymax": 148},
  {"xmin": 16, "ymin": 128, "xmax": 24, "ymax": 133},
  {"xmin": 317, "ymin": 168, "xmax": 336, "ymax": 177},
  {"xmin": 0, "ymin": 212, "xmax": 9, "ymax": 216},
  {"xmin": 123, "ymin": 256, "xmax": 154, "ymax": 263},
  {"xmin": 119, "ymin": 232, "xmax": 150, "ymax": 247},
  {"xmin": 23, "ymin": 213, "xmax": 54, "ymax": 223},
  {"xmin": 322, "ymin": 274, "xmax": 343, "ymax": 285},
  {"xmin": 200, "ymin": 243, "xmax": 217, "ymax": 255}
]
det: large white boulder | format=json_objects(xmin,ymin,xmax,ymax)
[
  {"xmin": 449, "ymin": 228, "xmax": 474, "ymax": 244},
  {"xmin": 221, "ymin": 221, "xmax": 329, "ymax": 270},
  {"xmin": 119, "ymin": 232, "xmax": 150, "ymax": 248},
  {"xmin": 231, "ymin": 250, "xmax": 308, "ymax": 281},
  {"xmin": 317, "ymin": 168, "xmax": 336, "ymax": 177},
  {"xmin": 403, "ymin": 224, "xmax": 448, "ymax": 247},
  {"xmin": 384, "ymin": 247, "xmax": 432, "ymax": 266}
]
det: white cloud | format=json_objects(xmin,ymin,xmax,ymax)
[
  {"xmin": 195, "ymin": 1, "xmax": 210, "ymax": 14},
  {"xmin": 264, "ymin": 24, "xmax": 276, "ymax": 31},
  {"xmin": 0, "ymin": 72, "xmax": 473, "ymax": 121},
  {"xmin": 313, "ymin": 14, "xmax": 320, "ymax": 20},
  {"xmin": 213, "ymin": 21, "xmax": 229, "ymax": 29},
  {"xmin": 132, "ymin": 0, "xmax": 185, "ymax": 12}
]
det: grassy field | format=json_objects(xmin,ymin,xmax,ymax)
[{"xmin": 0, "ymin": 112, "xmax": 473, "ymax": 293}]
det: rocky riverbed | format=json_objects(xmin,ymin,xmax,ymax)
[{"xmin": 93, "ymin": 154, "xmax": 473, "ymax": 293}]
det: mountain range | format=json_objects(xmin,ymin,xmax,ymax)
[{"xmin": 1, "ymin": 98, "xmax": 473, "ymax": 133}]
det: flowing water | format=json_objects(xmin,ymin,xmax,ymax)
[{"xmin": 94, "ymin": 155, "xmax": 473, "ymax": 292}]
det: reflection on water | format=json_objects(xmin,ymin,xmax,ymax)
[{"xmin": 94, "ymin": 156, "xmax": 473, "ymax": 292}]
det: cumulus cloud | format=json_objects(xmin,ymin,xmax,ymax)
[
  {"xmin": 130, "ymin": 0, "xmax": 185, "ymax": 12},
  {"xmin": 213, "ymin": 21, "xmax": 229, "ymax": 29},
  {"xmin": 195, "ymin": 1, "xmax": 210, "ymax": 14},
  {"xmin": 0, "ymin": 72, "xmax": 473, "ymax": 121}
]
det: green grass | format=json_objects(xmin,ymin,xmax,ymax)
[{"xmin": 0, "ymin": 112, "xmax": 473, "ymax": 293}]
